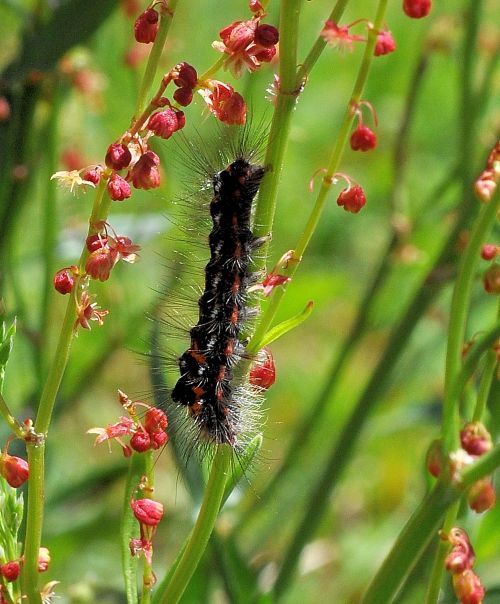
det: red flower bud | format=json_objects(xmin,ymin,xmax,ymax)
[
  {"xmin": 173, "ymin": 62, "xmax": 198, "ymax": 89},
  {"xmin": 250, "ymin": 348, "xmax": 276, "ymax": 389},
  {"xmin": 350, "ymin": 124, "xmax": 377, "ymax": 151},
  {"xmin": 131, "ymin": 498, "xmax": 164, "ymax": 526},
  {"xmin": 144, "ymin": 408, "xmax": 168, "ymax": 434},
  {"xmin": 86, "ymin": 234, "xmax": 108, "ymax": 253},
  {"xmin": 475, "ymin": 170, "xmax": 497, "ymax": 203},
  {"xmin": 85, "ymin": 247, "xmax": 115, "ymax": 281},
  {"xmin": 481, "ymin": 244, "xmax": 498, "ymax": 261},
  {"xmin": 0, "ymin": 453, "xmax": 29, "ymax": 488},
  {"xmin": 403, "ymin": 0, "xmax": 432, "ymax": 18},
  {"xmin": 452, "ymin": 570, "xmax": 485, "ymax": 604},
  {"xmin": 37, "ymin": 547, "xmax": 51, "ymax": 572},
  {"xmin": 173, "ymin": 87, "xmax": 193, "ymax": 107},
  {"xmin": 130, "ymin": 430, "xmax": 151, "ymax": 452},
  {"xmin": 148, "ymin": 109, "xmax": 179, "ymax": 139},
  {"xmin": 130, "ymin": 151, "xmax": 161, "ymax": 190},
  {"xmin": 446, "ymin": 549, "xmax": 471, "ymax": 574},
  {"xmin": 337, "ymin": 185, "xmax": 366, "ymax": 213},
  {"xmin": 468, "ymin": 479, "xmax": 496, "ymax": 513},
  {"xmin": 53, "ymin": 268, "xmax": 76, "ymax": 295},
  {"xmin": 151, "ymin": 430, "xmax": 168, "ymax": 449},
  {"xmin": 460, "ymin": 422, "xmax": 492, "ymax": 456},
  {"xmin": 107, "ymin": 173, "xmax": 131, "ymax": 201},
  {"xmin": 255, "ymin": 24, "xmax": 279, "ymax": 48},
  {"xmin": 105, "ymin": 143, "xmax": 132, "ymax": 170},
  {"xmin": 0, "ymin": 561, "xmax": 20, "ymax": 582},
  {"xmin": 134, "ymin": 8, "xmax": 159, "ymax": 44},
  {"xmin": 483, "ymin": 264, "xmax": 500, "ymax": 294},
  {"xmin": 81, "ymin": 166, "xmax": 103, "ymax": 185},
  {"xmin": 375, "ymin": 30, "xmax": 397, "ymax": 56},
  {"xmin": 426, "ymin": 439, "xmax": 443, "ymax": 478}
]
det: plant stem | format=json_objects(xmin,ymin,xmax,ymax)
[
  {"xmin": 473, "ymin": 301, "xmax": 500, "ymax": 421},
  {"xmin": 135, "ymin": 0, "xmax": 178, "ymax": 118},
  {"xmin": 158, "ymin": 445, "xmax": 231, "ymax": 604}
]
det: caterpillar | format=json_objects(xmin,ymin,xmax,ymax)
[{"xmin": 157, "ymin": 126, "xmax": 268, "ymax": 455}]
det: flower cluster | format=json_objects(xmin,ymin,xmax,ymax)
[
  {"xmin": 0, "ymin": 547, "xmax": 51, "ymax": 583},
  {"xmin": 476, "ymin": 143, "xmax": 500, "ymax": 293},
  {"xmin": 444, "ymin": 528, "xmax": 485, "ymax": 604},
  {"xmin": 212, "ymin": 14, "xmax": 279, "ymax": 78},
  {"xmin": 87, "ymin": 391, "xmax": 168, "ymax": 457}
]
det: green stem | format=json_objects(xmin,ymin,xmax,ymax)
[
  {"xmin": 134, "ymin": 0, "xmax": 178, "ymax": 118},
  {"xmin": 473, "ymin": 300, "xmax": 500, "ymax": 421},
  {"xmin": 249, "ymin": 0, "xmax": 386, "ymax": 355},
  {"xmin": 141, "ymin": 452, "xmax": 155, "ymax": 604},
  {"xmin": 0, "ymin": 393, "xmax": 24, "ymax": 439},
  {"xmin": 158, "ymin": 445, "xmax": 231, "ymax": 604}
]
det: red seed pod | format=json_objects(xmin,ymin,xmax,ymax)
[
  {"xmin": 255, "ymin": 24, "xmax": 279, "ymax": 48},
  {"xmin": 131, "ymin": 498, "xmax": 164, "ymax": 526},
  {"xmin": 144, "ymin": 407, "xmax": 168, "ymax": 434},
  {"xmin": 174, "ymin": 109, "xmax": 186, "ymax": 130},
  {"xmin": 150, "ymin": 430, "xmax": 168, "ymax": 449},
  {"xmin": 134, "ymin": 8, "xmax": 159, "ymax": 44},
  {"xmin": 481, "ymin": 244, "xmax": 498, "ymax": 261},
  {"xmin": 0, "ymin": 561, "xmax": 20, "ymax": 582},
  {"xmin": 86, "ymin": 234, "xmax": 108, "ymax": 253},
  {"xmin": 468, "ymin": 479, "xmax": 496, "ymax": 513},
  {"xmin": 105, "ymin": 143, "xmax": 132, "ymax": 170},
  {"xmin": 337, "ymin": 185, "xmax": 367, "ymax": 213},
  {"xmin": 483, "ymin": 264, "xmax": 500, "ymax": 294},
  {"xmin": 107, "ymin": 173, "xmax": 132, "ymax": 201},
  {"xmin": 253, "ymin": 46, "xmax": 277, "ymax": 63},
  {"xmin": 0, "ymin": 453, "xmax": 29, "ymax": 488},
  {"xmin": 53, "ymin": 268, "xmax": 76, "ymax": 295},
  {"xmin": 350, "ymin": 124, "xmax": 377, "ymax": 151},
  {"xmin": 474, "ymin": 170, "xmax": 497, "ymax": 203},
  {"xmin": 403, "ymin": 0, "xmax": 432, "ymax": 18},
  {"xmin": 85, "ymin": 248, "xmax": 115, "ymax": 282},
  {"xmin": 250, "ymin": 348, "xmax": 276, "ymax": 389},
  {"xmin": 173, "ymin": 87, "xmax": 193, "ymax": 107},
  {"xmin": 130, "ymin": 151, "xmax": 161, "ymax": 190},
  {"xmin": 130, "ymin": 430, "xmax": 151, "ymax": 452},
  {"xmin": 148, "ymin": 108, "xmax": 179, "ymax": 139},
  {"xmin": 375, "ymin": 30, "xmax": 397, "ymax": 56},
  {"xmin": 173, "ymin": 62, "xmax": 198, "ymax": 89},
  {"xmin": 460, "ymin": 422, "xmax": 492, "ymax": 456}
]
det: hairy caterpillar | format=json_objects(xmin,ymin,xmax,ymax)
[{"xmin": 154, "ymin": 125, "xmax": 269, "ymax": 456}]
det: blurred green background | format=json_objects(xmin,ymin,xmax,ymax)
[{"xmin": 0, "ymin": 0, "xmax": 499, "ymax": 602}]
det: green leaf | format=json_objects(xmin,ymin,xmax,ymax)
[
  {"xmin": 0, "ymin": 317, "xmax": 16, "ymax": 393},
  {"xmin": 222, "ymin": 433, "xmax": 263, "ymax": 506},
  {"xmin": 257, "ymin": 301, "xmax": 313, "ymax": 349}
]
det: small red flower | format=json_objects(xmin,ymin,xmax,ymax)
[
  {"xmin": 109, "ymin": 235, "xmax": 141, "ymax": 263},
  {"xmin": 374, "ymin": 30, "xmax": 396, "ymax": 56},
  {"xmin": 483, "ymin": 264, "xmax": 500, "ymax": 294},
  {"xmin": 105, "ymin": 143, "xmax": 132, "ymax": 171},
  {"xmin": 107, "ymin": 173, "xmax": 132, "ymax": 201},
  {"xmin": 85, "ymin": 247, "xmax": 116, "ymax": 282},
  {"xmin": 144, "ymin": 408, "xmax": 168, "ymax": 434},
  {"xmin": 148, "ymin": 109, "xmax": 179, "ymax": 139},
  {"xmin": 0, "ymin": 561, "xmax": 20, "ymax": 582},
  {"xmin": 320, "ymin": 20, "xmax": 365, "ymax": 52},
  {"xmin": 452, "ymin": 570, "xmax": 485, "ymax": 604},
  {"xmin": 250, "ymin": 348, "xmax": 276, "ymax": 389},
  {"xmin": 468, "ymin": 479, "xmax": 496, "ymax": 513},
  {"xmin": 199, "ymin": 81, "xmax": 247, "ymax": 125},
  {"xmin": 173, "ymin": 87, "xmax": 193, "ymax": 107},
  {"xmin": 53, "ymin": 267, "xmax": 76, "ymax": 295},
  {"xmin": 75, "ymin": 292, "xmax": 109, "ymax": 331},
  {"xmin": 350, "ymin": 124, "xmax": 377, "ymax": 151},
  {"xmin": 446, "ymin": 528, "xmax": 476, "ymax": 572},
  {"xmin": 86, "ymin": 234, "xmax": 108, "ymax": 253},
  {"xmin": 131, "ymin": 498, "xmax": 164, "ymax": 526},
  {"xmin": 151, "ymin": 430, "xmax": 168, "ymax": 449},
  {"xmin": 403, "ymin": 0, "xmax": 432, "ymax": 18},
  {"xmin": 474, "ymin": 170, "xmax": 497, "ymax": 203},
  {"xmin": 130, "ymin": 151, "xmax": 161, "ymax": 190},
  {"xmin": 255, "ymin": 24, "xmax": 280, "ymax": 48},
  {"xmin": 134, "ymin": 8, "xmax": 159, "ymax": 44},
  {"xmin": 337, "ymin": 185, "xmax": 366, "ymax": 213},
  {"xmin": 260, "ymin": 273, "xmax": 291, "ymax": 297},
  {"xmin": 0, "ymin": 453, "xmax": 29, "ymax": 488}
]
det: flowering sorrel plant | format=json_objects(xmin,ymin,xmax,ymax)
[{"xmin": 0, "ymin": 0, "xmax": 498, "ymax": 603}]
